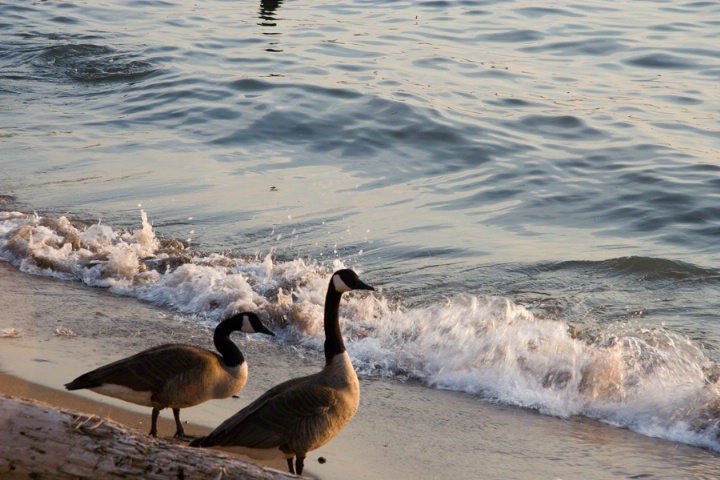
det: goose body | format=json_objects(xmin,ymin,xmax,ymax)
[
  {"xmin": 65, "ymin": 312, "xmax": 275, "ymax": 438},
  {"xmin": 190, "ymin": 269, "xmax": 374, "ymax": 475}
]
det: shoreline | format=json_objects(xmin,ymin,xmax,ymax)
[
  {"xmin": 0, "ymin": 259, "xmax": 409, "ymax": 480},
  {"xmin": 3, "ymin": 261, "xmax": 720, "ymax": 480},
  {"xmin": 0, "ymin": 260, "xmax": 315, "ymax": 477}
]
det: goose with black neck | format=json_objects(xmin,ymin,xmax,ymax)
[
  {"xmin": 65, "ymin": 311, "xmax": 275, "ymax": 438},
  {"xmin": 190, "ymin": 269, "xmax": 375, "ymax": 476}
]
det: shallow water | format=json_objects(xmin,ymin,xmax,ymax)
[{"xmin": 2, "ymin": 0, "xmax": 720, "ymax": 472}]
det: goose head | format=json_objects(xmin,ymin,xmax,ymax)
[
  {"xmin": 331, "ymin": 269, "xmax": 375, "ymax": 294},
  {"xmin": 232, "ymin": 311, "xmax": 276, "ymax": 336}
]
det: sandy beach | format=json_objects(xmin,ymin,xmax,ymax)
[
  {"xmin": 0, "ymin": 259, "xmax": 424, "ymax": 479},
  {"xmin": 3, "ymin": 260, "xmax": 720, "ymax": 480},
  {"xmin": 0, "ymin": 260, "xmax": 312, "ymax": 476}
]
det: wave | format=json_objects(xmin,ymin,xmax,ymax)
[
  {"xmin": 1, "ymin": 39, "xmax": 159, "ymax": 85},
  {"xmin": 1, "ymin": 210, "xmax": 720, "ymax": 452},
  {"xmin": 36, "ymin": 43, "xmax": 159, "ymax": 82},
  {"xmin": 544, "ymin": 257, "xmax": 720, "ymax": 282}
]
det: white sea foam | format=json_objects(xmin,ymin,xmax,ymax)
[
  {"xmin": 0, "ymin": 328, "xmax": 23, "ymax": 338},
  {"xmin": 1, "ymin": 210, "xmax": 719, "ymax": 452}
]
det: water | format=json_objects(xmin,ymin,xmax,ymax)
[{"xmin": 2, "ymin": 0, "xmax": 720, "ymax": 473}]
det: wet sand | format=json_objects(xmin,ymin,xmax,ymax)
[{"xmin": 2, "ymin": 260, "xmax": 720, "ymax": 480}]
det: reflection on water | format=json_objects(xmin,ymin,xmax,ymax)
[
  {"xmin": 259, "ymin": 0, "xmax": 283, "ymax": 52},
  {"xmin": 259, "ymin": 0, "xmax": 283, "ymax": 28}
]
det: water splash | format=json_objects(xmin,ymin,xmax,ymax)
[{"xmin": 1, "ymin": 209, "xmax": 719, "ymax": 452}]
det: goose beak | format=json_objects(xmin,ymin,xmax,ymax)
[
  {"xmin": 355, "ymin": 279, "xmax": 375, "ymax": 291},
  {"xmin": 259, "ymin": 325, "xmax": 276, "ymax": 336}
]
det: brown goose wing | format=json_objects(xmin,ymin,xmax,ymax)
[
  {"xmin": 65, "ymin": 344, "xmax": 216, "ymax": 392},
  {"xmin": 202, "ymin": 374, "xmax": 338, "ymax": 449}
]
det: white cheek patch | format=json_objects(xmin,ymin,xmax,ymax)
[
  {"xmin": 240, "ymin": 315, "xmax": 253, "ymax": 333},
  {"xmin": 333, "ymin": 274, "xmax": 352, "ymax": 293}
]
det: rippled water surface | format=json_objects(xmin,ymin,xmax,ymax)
[
  {"xmin": 3, "ymin": 0, "xmax": 719, "ymax": 265},
  {"xmin": 2, "ymin": 0, "xmax": 720, "ymax": 469}
]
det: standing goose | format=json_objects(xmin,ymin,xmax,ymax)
[
  {"xmin": 65, "ymin": 311, "xmax": 275, "ymax": 438},
  {"xmin": 190, "ymin": 269, "xmax": 374, "ymax": 475}
]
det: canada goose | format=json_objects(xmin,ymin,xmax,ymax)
[
  {"xmin": 190, "ymin": 269, "xmax": 374, "ymax": 475},
  {"xmin": 64, "ymin": 312, "xmax": 275, "ymax": 438}
]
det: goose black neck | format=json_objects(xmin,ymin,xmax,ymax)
[
  {"xmin": 213, "ymin": 319, "xmax": 245, "ymax": 368},
  {"xmin": 324, "ymin": 286, "xmax": 345, "ymax": 364}
]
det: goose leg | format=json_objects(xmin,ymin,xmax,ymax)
[
  {"xmin": 172, "ymin": 408, "xmax": 198, "ymax": 440},
  {"xmin": 287, "ymin": 458, "xmax": 295, "ymax": 474},
  {"xmin": 149, "ymin": 407, "xmax": 161, "ymax": 437},
  {"xmin": 172, "ymin": 408, "xmax": 185, "ymax": 438},
  {"xmin": 296, "ymin": 454, "xmax": 306, "ymax": 475}
]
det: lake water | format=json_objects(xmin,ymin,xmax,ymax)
[{"xmin": 2, "ymin": 0, "xmax": 720, "ymax": 477}]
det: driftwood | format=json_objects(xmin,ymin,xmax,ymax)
[{"xmin": 0, "ymin": 394, "xmax": 295, "ymax": 479}]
